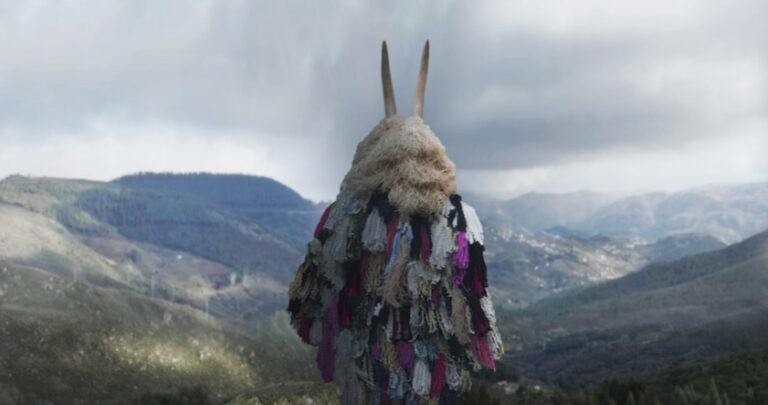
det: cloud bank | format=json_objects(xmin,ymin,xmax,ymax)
[{"xmin": 1, "ymin": 1, "xmax": 766, "ymax": 200}]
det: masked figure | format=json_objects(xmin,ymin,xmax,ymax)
[{"xmin": 287, "ymin": 41, "xmax": 503, "ymax": 405}]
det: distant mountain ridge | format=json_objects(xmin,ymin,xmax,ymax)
[
  {"xmin": 475, "ymin": 182, "xmax": 768, "ymax": 244},
  {"xmin": 574, "ymin": 182, "xmax": 768, "ymax": 244},
  {"xmin": 114, "ymin": 172, "xmax": 316, "ymax": 211},
  {"xmin": 113, "ymin": 172, "xmax": 323, "ymax": 250}
]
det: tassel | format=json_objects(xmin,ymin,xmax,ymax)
[
  {"xmin": 347, "ymin": 212, "xmax": 367, "ymax": 260},
  {"xmin": 314, "ymin": 203, "xmax": 334, "ymax": 238},
  {"xmin": 466, "ymin": 294, "xmax": 490, "ymax": 336},
  {"xmin": 429, "ymin": 212, "xmax": 454, "ymax": 270},
  {"xmin": 365, "ymin": 253, "xmax": 385, "ymax": 293},
  {"xmin": 406, "ymin": 260, "xmax": 422, "ymax": 297},
  {"xmin": 471, "ymin": 334, "xmax": 496, "ymax": 370},
  {"xmin": 387, "ymin": 368, "xmax": 408, "ymax": 399},
  {"xmin": 461, "ymin": 202, "xmax": 483, "ymax": 245},
  {"xmin": 397, "ymin": 341, "xmax": 415, "ymax": 373},
  {"xmin": 447, "ymin": 195, "xmax": 467, "ymax": 232},
  {"xmin": 413, "ymin": 358, "xmax": 431, "ymax": 397},
  {"xmin": 468, "ymin": 242, "xmax": 487, "ymax": 296},
  {"xmin": 381, "ymin": 337, "xmax": 398, "ymax": 371},
  {"xmin": 381, "ymin": 235, "xmax": 410, "ymax": 307},
  {"xmin": 449, "ymin": 287, "xmax": 471, "ymax": 345},
  {"xmin": 323, "ymin": 194, "xmax": 347, "ymax": 232},
  {"xmin": 324, "ymin": 215, "xmax": 351, "ymax": 262},
  {"xmin": 430, "ymin": 355, "xmax": 447, "ymax": 398},
  {"xmin": 446, "ymin": 363, "xmax": 460, "ymax": 390},
  {"xmin": 480, "ymin": 296, "xmax": 504, "ymax": 358},
  {"xmin": 287, "ymin": 258, "xmax": 310, "ymax": 299},
  {"xmin": 459, "ymin": 369, "xmax": 472, "ymax": 392},
  {"xmin": 363, "ymin": 208, "xmax": 388, "ymax": 253},
  {"xmin": 431, "ymin": 284, "xmax": 441, "ymax": 309},
  {"xmin": 437, "ymin": 300, "xmax": 453, "ymax": 337},
  {"xmin": 452, "ymin": 232, "xmax": 469, "ymax": 270}
]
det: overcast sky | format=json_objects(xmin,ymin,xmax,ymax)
[{"xmin": 1, "ymin": 1, "xmax": 766, "ymax": 201}]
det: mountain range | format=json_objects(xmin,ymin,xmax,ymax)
[
  {"xmin": 476, "ymin": 182, "xmax": 768, "ymax": 244},
  {"xmin": 1, "ymin": 172, "xmax": 767, "ymax": 403}
]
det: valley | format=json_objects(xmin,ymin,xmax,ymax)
[{"xmin": 0, "ymin": 173, "xmax": 766, "ymax": 403}]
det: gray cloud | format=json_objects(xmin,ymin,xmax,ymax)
[{"xmin": 0, "ymin": 1, "xmax": 766, "ymax": 200}]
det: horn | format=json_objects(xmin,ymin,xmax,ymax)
[
  {"xmin": 412, "ymin": 40, "xmax": 429, "ymax": 118},
  {"xmin": 381, "ymin": 41, "xmax": 397, "ymax": 117}
]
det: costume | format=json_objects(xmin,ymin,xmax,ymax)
[{"xmin": 287, "ymin": 41, "xmax": 502, "ymax": 404}]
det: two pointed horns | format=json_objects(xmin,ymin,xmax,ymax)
[
  {"xmin": 380, "ymin": 40, "xmax": 430, "ymax": 118},
  {"xmin": 381, "ymin": 41, "xmax": 397, "ymax": 117}
]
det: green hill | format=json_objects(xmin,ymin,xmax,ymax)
[
  {"xmin": 114, "ymin": 173, "xmax": 323, "ymax": 249},
  {"xmin": 0, "ymin": 175, "xmax": 321, "ymax": 403},
  {"xmin": 500, "ymin": 229, "xmax": 768, "ymax": 388}
]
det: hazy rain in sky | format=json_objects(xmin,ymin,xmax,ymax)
[{"xmin": 0, "ymin": 0, "xmax": 766, "ymax": 200}]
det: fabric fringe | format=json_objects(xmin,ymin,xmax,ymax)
[
  {"xmin": 446, "ymin": 363, "xmax": 460, "ymax": 391},
  {"xmin": 452, "ymin": 232, "xmax": 469, "ymax": 270},
  {"xmin": 381, "ymin": 336, "xmax": 398, "ymax": 371},
  {"xmin": 430, "ymin": 355, "xmax": 447, "ymax": 398},
  {"xmin": 290, "ymin": 189, "xmax": 502, "ymax": 404},
  {"xmin": 471, "ymin": 334, "xmax": 496, "ymax": 371},
  {"xmin": 461, "ymin": 202, "xmax": 484, "ymax": 245},
  {"xmin": 381, "ymin": 235, "xmax": 410, "ymax": 307},
  {"xmin": 287, "ymin": 257, "xmax": 309, "ymax": 299},
  {"xmin": 362, "ymin": 208, "xmax": 388, "ymax": 253},
  {"xmin": 324, "ymin": 215, "xmax": 350, "ymax": 263},
  {"xmin": 413, "ymin": 358, "xmax": 431, "ymax": 397},
  {"xmin": 429, "ymin": 211, "xmax": 454, "ymax": 270},
  {"xmin": 397, "ymin": 341, "xmax": 415, "ymax": 373},
  {"xmin": 449, "ymin": 286, "xmax": 472, "ymax": 345},
  {"xmin": 365, "ymin": 253, "xmax": 385, "ymax": 293}
]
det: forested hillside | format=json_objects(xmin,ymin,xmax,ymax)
[
  {"xmin": 498, "ymin": 229, "xmax": 768, "ymax": 388},
  {"xmin": 1, "ymin": 173, "xmax": 765, "ymax": 404}
]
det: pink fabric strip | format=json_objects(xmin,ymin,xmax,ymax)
[
  {"xmin": 430, "ymin": 354, "xmax": 447, "ymax": 398},
  {"xmin": 397, "ymin": 341, "xmax": 415, "ymax": 373},
  {"xmin": 314, "ymin": 203, "xmax": 334, "ymax": 238},
  {"xmin": 452, "ymin": 232, "xmax": 469, "ymax": 270},
  {"xmin": 472, "ymin": 334, "xmax": 496, "ymax": 371}
]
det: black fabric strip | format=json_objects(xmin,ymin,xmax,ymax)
[
  {"xmin": 317, "ymin": 228, "xmax": 333, "ymax": 244},
  {"xmin": 287, "ymin": 298, "xmax": 301, "ymax": 315},
  {"xmin": 464, "ymin": 291, "xmax": 490, "ymax": 337},
  {"xmin": 448, "ymin": 194, "xmax": 467, "ymax": 232},
  {"xmin": 409, "ymin": 214, "xmax": 429, "ymax": 260},
  {"xmin": 367, "ymin": 190, "xmax": 396, "ymax": 223},
  {"xmin": 469, "ymin": 242, "xmax": 488, "ymax": 293}
]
